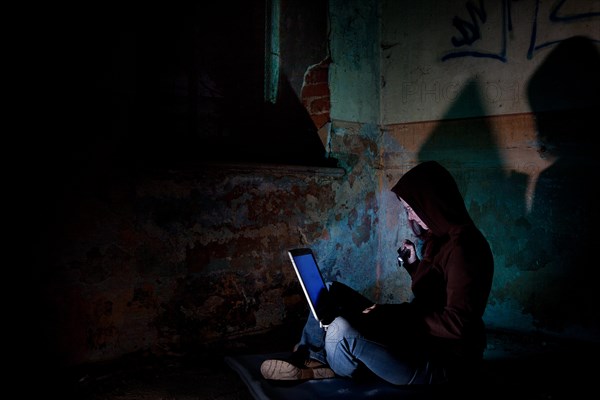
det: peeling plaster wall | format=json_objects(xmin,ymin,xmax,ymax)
[
  {"xmin": 328, "ymin": 0, "xmax": 600, "ymax": 342},
  {"xmin": 33, "ymin": 124, "xmax": 406, "ymax": 368},
  {"xmin": 330, "ymin": 113, "xmax": 599, "ymax": 344},
  {"xmin": 380, "ymin": 0, "xmax": 600, "ymax": 123},
  {"xmin": 377, "ymin": 114, "xmax": 599, "ymax": 341},
  {"xmin": 28, "ymin": 0, "xmax": 599, "ymax": 372},
  {"xmin": 326, "ymin": 121, "xmax": 413, "ymax": 304},
  {"xmin": 328, "ymin": 0, "xmax": 381, "ymax": 124},
  {"xmin": 35, "ymin": 165, "xmax": 350, "ymax": 365}
]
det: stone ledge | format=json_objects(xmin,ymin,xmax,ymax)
[{"xmin": 197, "ymin": 162, "xmax": 346, "ymax": 177}]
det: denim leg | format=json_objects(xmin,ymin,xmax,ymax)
[
  {"xmin": 296, "ymin": 281, "xmax": 343, "ymax": 365},
  {"xmin": 324, "ymin": 317, "xmax": 446, "ymax": 385},
  {"xmin": 296, "ymin": 281, "xmax": 377, "ymax": 367},
  {"xmin": 297, "ymin": 309, "xmax": 327, "ymax": 364}
]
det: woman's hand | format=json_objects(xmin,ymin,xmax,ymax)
[{"xmin": 400, "ymin": 239, "xmax": 418, "ymax": 264}]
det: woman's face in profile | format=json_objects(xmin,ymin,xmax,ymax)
[{"xmin": 400, "ymin": 198, "xmax": 429, "ymax": 238}]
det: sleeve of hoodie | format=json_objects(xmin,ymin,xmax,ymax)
[
  {"xmin": 422, "ymin": 238, "xmax": 492, "ymax": 340},
  {"xmin": 403, "ymin": 258, "xmax": 420, "ymax": 277}
]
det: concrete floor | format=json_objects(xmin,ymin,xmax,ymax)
[
  {"xmin": 63, "ymin": 325, "xmax": 597, "ymax": 400},
  {"xmin": 66, "ymin": 323, "xmax": 301, "ymax": 400}
]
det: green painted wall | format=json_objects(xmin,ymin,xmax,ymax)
[
  {"xmin": 328, "ymin": 0, "xmax": 381, "ymax": 124},
  {"xmin": 327, "ymin": 0, "xmax": 600, "ymax": 341}
]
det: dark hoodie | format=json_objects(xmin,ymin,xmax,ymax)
[{"xmin": 391, "ymin": 161, "xmax": 494, "ymax": 362}]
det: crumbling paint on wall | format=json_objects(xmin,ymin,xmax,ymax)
[
  {"xmin": 328, "ymin": 0, "xmax": 600, "ymax": 341},
  {"xmin": 38, "ymin": 159, "xmax": 381, "ymax": 365},
  {"xmin": 33, "ymin": 0, "xmax": 600, "ymax": 372},
  {"xmin": 378, "ymin": 111, "xmax": 600, "ymax": 341}
]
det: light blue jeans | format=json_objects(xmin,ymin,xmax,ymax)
[{"xmin": 297, "ymin": 282, "xmax": 448, "ymax": 385}]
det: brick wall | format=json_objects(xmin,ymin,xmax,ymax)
[{"xmin": 301, "ymin": 57, "xmax": 331, "ymax": 130}]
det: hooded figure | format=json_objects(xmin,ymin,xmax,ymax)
[
  {"xmin": 261, "ymin": 161, "xmax": 494, "ymax": 386},
  {"xmin": 391, "ymin": 160, "xmax": 494, "ymax": 366}
]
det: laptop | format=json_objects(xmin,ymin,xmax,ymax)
[
  {"xmin": 287, "ymin": 248, "xmax": 331, "ymax": 327},
  {"xmin": 288, "ymin": 248, "xmax": 374, "ymax": 329}
]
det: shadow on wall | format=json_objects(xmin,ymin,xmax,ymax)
[
  {"xmin": 414, "ymin": 78, "xmax": 528, "ymax": 325},
  {"xmin": 524, "ymin": 35, "xmax": 600, "ymax": 333},
  {"xmin": 33, "ymin": 2, "xmax": 335, "ymax": 174},
  {"xmin": 133, "ymin": 3, "xmax": 335, "ymax": 168},
  {"xmin": 413, "ymin": 35, "xmax": 600, "ymax": 338}
]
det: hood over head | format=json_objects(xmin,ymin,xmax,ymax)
[{"xmin": 391, "ymin": 161, "xmax": 472, "ymax": 237}]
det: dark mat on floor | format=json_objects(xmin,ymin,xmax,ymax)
[{"xmin": 224, "ymin": 352, "xmax": 449, "ymax": 400}]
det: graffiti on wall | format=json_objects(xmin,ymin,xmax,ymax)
[{"xmin": 443, "ymin": 0, "xmax": 600, "ymax": 62}]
